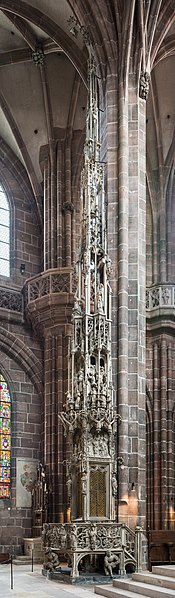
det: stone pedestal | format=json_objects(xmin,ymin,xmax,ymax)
[{"xmin": 24, "ymin": 537, "xmax": 43, "ymax": 563}]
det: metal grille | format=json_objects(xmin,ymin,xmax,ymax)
[{"xmin": 90, "ymin": 468, "xmax": 106, "ymax": 517}]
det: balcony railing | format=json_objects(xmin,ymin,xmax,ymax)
[
  {"xmin": 0, "ymin": 285, "xmax": 22, "ymax": 313},
  {"xmin": 24, "ymin": 268, "xmax": 76, "ymax": 304},
  {"xmin": 146, "ymin": 284, "xmax": 175, "ymax": 312},
  {"xmin": 0, "ymin": 277, "xmax": 174, "ymax": 319}
]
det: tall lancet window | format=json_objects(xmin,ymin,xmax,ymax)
[
  {"xmin": 0, "ymin": 184, "xmax": 10, "ymax": 277},
  {"xmin": 0, "ymin": 374, "xmax": 11, "ymax": 498}
]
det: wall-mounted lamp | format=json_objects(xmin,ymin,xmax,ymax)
[
  {"xmin": 20, "ymin": 263, "xmax": 25, "ymax": 275},
  {"xmin": 117, "ymin": 456, "xmax": 125, "ymax": 470}
]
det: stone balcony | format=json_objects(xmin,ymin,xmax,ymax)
[
  {"xmin": 24, "ymin": 267, "xmax": 76, "ymax": 303},
  {"xmin": 0, "ymin": 276, "xmax": 175, "ymax": 330},
  {"xmin": 23, "ymin": 267, "xmax": 75, "ymax": 335},
  {"xmin": 146, "ymin": 283, "xmax": 175, "ymax": 330}
]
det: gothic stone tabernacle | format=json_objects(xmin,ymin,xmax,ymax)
[{"xmin": 42, "ymin": 41, "xmax": 140, "ymax": 581}]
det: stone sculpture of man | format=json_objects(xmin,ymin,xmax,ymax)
[{"xmin": 104, "ymin": 551, "xmax": 119, "ymax": 576}]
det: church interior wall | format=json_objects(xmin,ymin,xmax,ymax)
[
  {"xmin": 0, "ymin": 154, "xmax": 43, "ymax": 553},
  {"xmin": 0, "ymin": 0, "xmax": 174, "ymax": 566},
  {"xmin": 0, "ymin": 350, "xmax": 42, "ymax": 553}
]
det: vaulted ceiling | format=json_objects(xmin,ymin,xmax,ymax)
[
  {"xmin": 0, "ymin": 0, "xmax": 87, "ymax": 199},
  {"xmin": 0, "ymin": 0, "xmax": 174, "ymax": 210}
]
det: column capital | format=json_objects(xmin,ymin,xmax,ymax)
[{"xmin": 62, "ymin": 201, "xmax": 74, "ymax": 214}]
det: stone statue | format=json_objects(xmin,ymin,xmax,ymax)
[
  {"xmin": 44, "ymin": 547, "xmax": 60, "ymax": 572},
  {"xmin": 91, "ymin": 385, "xmax": 97, "ymax": 407},
  {"xmin": 89, "ymin": 524, "xmax": 96, "ymax": 550},
  {"xmin": 66, "ymin": 392, "xmax": 74, "ymax": 412},
  {"xmin": 51, "ymin": 525, "xmax": 60, "ymax": 547},
  {"xmin": 92, "ymin": 436, "xmax": 100, "ymax": 455},
  {"xmin": 70, "ymin": 524, "xmax": 77, "ymax": 550},
  {"xmin": 66, "ymin": 475, "xmax": 72, "ymax": 500},
  {"xmin": 88, "ymin": 364, "xmax": 96, "ymax": 390},
  {"xmin": 161, "ymin": 287, "xmax": 170, "ymax": 305},
  {"xmin": 139, "ymin": 71, "xmax": 150, "ymax": 100},
  {"xmin": 112, "ymin": 474, "xmax": 118, "ymax": 496},
  {"xmin": 104, "ymin": 551, "xmax": 119, "ymax": 576},
  {"xmin": 59, "ymin": 525, "xmax": 67, "ymax": 549},
  {"xmin": 78, "ymin": 368, "xmax": 84, "ymax": 393},
  {"xmin": 81, "ymin": 472, "xmax": 87, "ymax": 495},
  {"xmin": 75, "ymin": 389, "xmax": 81, "ymax": 410},
  {"xmin": 99, "ymin": 434, "xmax": 109, "ymax": 456},
  {"xmin": 97, "ymin": 283, "xmax": 104, "ymax": 313}
]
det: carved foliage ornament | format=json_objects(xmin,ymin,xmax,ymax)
[{"xmin": 0, "ymin": 289, "xmax": 22, "ymax": 312}]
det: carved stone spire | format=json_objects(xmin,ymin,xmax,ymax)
[
  {"xmin": 59, "ymin": 45, "xmax": 118, "ymax": 524},
  {"xmin": 43, "ymin": 31, "xmax": 138, "ymax": 585}
]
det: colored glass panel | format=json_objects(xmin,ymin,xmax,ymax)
[
  {"xmin": 0, "ymin": 185, "xmax": 10, "ymax": 277},
  {"xmin": 0, "ymin": 375, "xmax": 11, "ymax": 498}
]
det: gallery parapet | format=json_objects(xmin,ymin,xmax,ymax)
[
  {"xmin": 146, "ymin": 284, "xmax": 175, "ymax": 312},
  {"xmin": 0, "ymin": 284, "xmax": 23, "ymax": 314},
  {"xmin": 24, "ymin": 268, "xmax": 76, "ymax": 304}
]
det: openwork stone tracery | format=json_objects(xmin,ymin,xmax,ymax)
[{"xmin": 42, "ymin": 42, "xmax": 141, "ymax": 579}]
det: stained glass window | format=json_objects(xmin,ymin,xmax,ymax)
[
  {"xmin": 0, "ymin": 185, "xmax": 10, "ymax": 277},
  {"xmin": 0, "ymin": 374, "xmax": 11, "ymax": 498}
]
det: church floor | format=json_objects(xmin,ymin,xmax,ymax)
[{"xmin": 0, "ymin": 564, "xmax": 96, "ymax": 597}]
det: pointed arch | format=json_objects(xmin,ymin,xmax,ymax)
[
  {"xmin": 0, "ymin": 327, "xmax": 43, "ymax": 399},
  {"xmin": 0, "ymin": 182, "xmax": 10, "ymax": 277}
]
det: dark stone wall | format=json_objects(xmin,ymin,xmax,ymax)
[
  {"xmin": 0, "ymin": 349, "xmax": 42, "ymax": 554},
  {"xmin": 0, "ymin": 151, "xmax": 43, "ymax": 554}
]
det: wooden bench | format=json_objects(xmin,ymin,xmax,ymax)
[{"xmin": 148, "ymin": 530, "xmax": 175, "ymax": 570}]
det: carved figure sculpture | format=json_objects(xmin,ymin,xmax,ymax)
[
  {"xmin": 88, "ymin": 364, "xmax": 96, "ymax": 390},
  {"xmin": 97, "ymin": 283, "xmax": 104, "ymax": 313},
  {"xmin": 70, "ymin": 524, "xmax": 77, "ymax": 550},
  {"xmin": 75, "ymin": 389, "xmax": 81, "ymax": 410},
  {"xmin": 81, "ymin": 472, "xmax": 87, "ymax": 495},
  {"xmin": 59, "ymin": 524, "xmax": 67, "ymax": 549},
  {"xmin": 112, "ymin": 474, "xmax": 118, "ymax": 496},
  {"xmin": 66, "ymin": 475, "xmax": 72, "ymax": 500},
  {"xmin": 89, "ymin": 524, "xmax": 97, "ymax": 550},
  {"xmin": 44, "ymin": 547, "xmax": 60, "ymax": 572},
  {"xmin": 161, "ymin": 287, "xmax": 170, "ymax": 305},
  {"xmin": 78, "ymin": 368, "xmax": 84, "ymax": 393},
  {"xmin": 139, "ymin": 71, "xmax": 150, "ymax": 100},
  {"xmin": 104, "ymin": 551, "xmax": 119, "ymax": 576}
]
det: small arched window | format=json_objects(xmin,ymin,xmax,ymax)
[
  {"xmin": 0, "ymin": 184, "xmax": 10, "ymax": 277},
  {"xmin": 0, "ymin": 374, "xmax": 11, "ymax": 498}
]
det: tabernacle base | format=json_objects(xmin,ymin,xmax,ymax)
[{"xmin": 42, "ymin": 567, "xmax": 127, "ymax": 585}]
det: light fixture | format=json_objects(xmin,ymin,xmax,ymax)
[{"xmin": 20, "ymin": 263, "xmax": 25, "ymax": 275}]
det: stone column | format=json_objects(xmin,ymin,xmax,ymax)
[
  {"xmin": 167, "ymin": 343, "xmax": 174, "ymax": 529},
  {"xmin": 57, "ymin": 142, "xmax": 63, "ymax": 267},
  {"xmin": 160, "ymin": 338, "xmax": 167, "ymax": 528},
  {"xmin": 57, "ymin": 332, "xmax": 65, "ymax": 522},
  {"xmin": 44, "ymin": 335, "xmax": 54, "ymax": 520},
  {"xmin": 117, "ymin": 80, "xmax": 129, "ymax": 518},
  {"xmin": 44, "ymin": 157, "xmax": 51, "ymax": 270},
  {"xmin": 62, "ymin": 202, "xmax": 74, "ymax": 266},
  {"xmin": 50, "ymin": 147, "xmax": 57, "ymax": 269},
  {"xmin": 153, "ymin": 342, "xmax": 161, "ymax": 529},
  {"xmin": 127, "ymin": 78, "xmax": 147, "ymax": 529}
]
